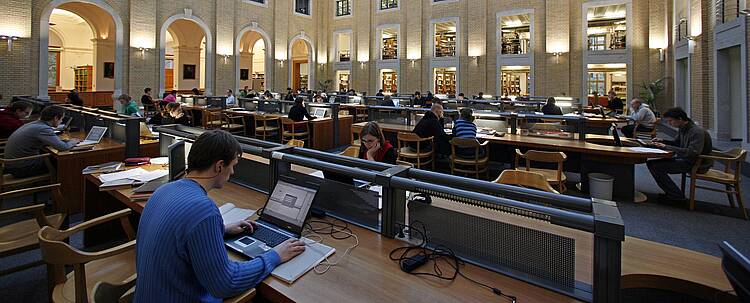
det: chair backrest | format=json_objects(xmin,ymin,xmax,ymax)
[
  {"xmin": 717, "ymin": 148, "xmax": 747, "ymax": 182},
  {"xmin": 280, "ymin": 117, "xmax": 307, "ymax": 134},
  {"xmin": 254, "ymin": 115, "xmax": 279, "ymax": 130},
  {"xmin": 340, "ymin": 146, "xmax": 360, "ymax": 158},
  {"xmin": 450, "ymin": 137, "xmax": 482, "ymax": 160},
  {"xmin": 515, "ymin": 149, "xmax": 567, "ymax": 179},
  {"xmin": 287, "ymin": 139, "xmax": 305, "ymax": 148},
  {"xmin": 635, "ymin": 118, "xmax": 660, "ymax": 138},
  {"xmin": 396, "ymin": 160, "xmax": 415, "ymax": 168},
  {"xmin": 397, "ymin": 132, "xmax": 433, "ymax": 154},
  {"xmin": 494, "ymin": 170, "xmax": 559, "ymax": 194}
]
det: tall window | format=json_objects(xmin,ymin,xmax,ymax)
[
  {"xmin": 434, "ymin": 21, "xmax": 457, "ymax": 57},
  {"xmin": 586, "ymin": 4, "xmax": 626, "ymax": 50},
  {"xmin": 588, "ymin": 72, "xmax": 606, "ymax": 95},
  {"xmin": 500, "ymin": 14, "xmax": 531, "ymax": 55},
  {"xmin": 246, "ymin": 0, "xmax": 265, "ymax": 4},
  {"xmin": 381, "ymin": 0, "xmax": 398, "ymax": 10},
  {"xmin": 295, "ymin": 0, "xmax": 311, "ymax": 15},
  {"xmin": 336, "ymin": 0, "xmax": 351, "ymax": 16},
  {"xmin": 381, "ymin": 28, "xmax": 398, "ymax": 60},
  {"xmin": 336, "ymin": 32, "xmax": 352, "ymax": 62}
]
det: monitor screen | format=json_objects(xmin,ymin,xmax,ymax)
[
  {"xmin": 262, "ymin": 180, "xmax": 317, "ymax": 229},
  {"xmin": 168, "ymin": 140, "xmax": 186, "ymax": 181}
]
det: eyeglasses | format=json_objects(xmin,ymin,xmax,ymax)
[{"xmin": 363, "ymin": 139, "xmax": 379, "ymax": 144}]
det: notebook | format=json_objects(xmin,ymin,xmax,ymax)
[{"xmin": 271, "ymin": 238, "xmax": 335, "ymax": 283}]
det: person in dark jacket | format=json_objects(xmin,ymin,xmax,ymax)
[
  {"xmin": 288, "ymin": 97, "xmax": 315, "ymax": 131},
  {"xmin": 647, "ymin": 107, "xmax": 713, "ymax": 204},
  {"xmin": 0, "ymin": 101, "xmax": 32, "ymax": 138},
  {"xmin": 412, "ymin": 91, "xmax": 424, "ymax": 107},
  {"xmin": 284, "ymin": 88, "xmax": 295, "ymax": 101},
  {"xmin": 606, "ymin": 90, "xmax": 624, "ymax": 112},
  {"xmin": 358, "ymin": 122, "xmax": 396, "ymax": 164},
  {"xmin": 66, "ymin": 89, "xmax": 84, "ymax": 106},
  {"xmin": 381, "ymin": 95, "xmax": 395, "ymax": 107},
  {"xmin": 541, "ymin": 97, "xmax": 563, "ymax": 115},
  {"xmin": 410, "ymin": 104, "xmax": 449, "ymax": 155},
  {"xmin": 163, "ymin": 102, "xmax": 191, "ymax": 126}
]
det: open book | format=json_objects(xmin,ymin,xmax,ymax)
[{"xmin": 218, "ymin": 203, "xmax": 256, "ymax": 225}]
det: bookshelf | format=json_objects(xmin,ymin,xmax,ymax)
[
  {"xmin": 435, "ymin": 32, "xmax": 456, "ymax": 57},
  {"xmin": 338, "ymin": 73, "xmax": 350, "ymax": 91},
  {"xmin": 252, "ymin": 73, "xmax": 265, "ymax": 91},
  {"xmin": 382, "ymin": 37, "xmax": 398, "ymax": 60},
  {"xmin": 501, "ymin": 70, "xmax": 529, "ymax": 96},
  {"xmin": 434, "ymin": 69, "xmax": 456, "ymax": 94},
  {"xmin": 74, "ymin": 65, "xmax": 93, "ymax": 92},
  {"xmin": 382, "ymin": 72, "xmax": 398, "ymax": 93},
  {"xmin": 300, "ymin": 75, "xmax": 309, "ymax": 90}
]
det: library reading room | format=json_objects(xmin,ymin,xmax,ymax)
[{"xmin": 2, "ymin": 1, "xmax": 750, "ymax": 302}]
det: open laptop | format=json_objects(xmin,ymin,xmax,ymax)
[
  {"xmin": 312, "ymin": 108, "xmax": 327, "ymax": 118},
  {"xmin": 226, "ymin": 178, "xmax": 318, "ymax": 258},
  {"xmin": 610, "ymin": 123, "xmax": 622, "ymax": 147},
  {"xmin": 55, "ymin": 116, "xmax": 73, "ymax": 132},
  {"xmin": 76, "ymin": 126, "xmax": 108, "ymax": 146}
]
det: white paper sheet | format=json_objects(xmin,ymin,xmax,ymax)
[
  {"xmin": 131, "ymin": 170, "xmax": 169, "ymax": 183},
  {"xmin": 629, "ymin": 147, "xmax": 670, "ymax": 154},
  {"xmin": 99, "ymin": 168, "xmax": 148, "ymax": 183},
  {"xmin": 219, "ymin": 203, "xmax": 256, "ymax": 225}
]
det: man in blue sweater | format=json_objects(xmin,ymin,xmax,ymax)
[{"xmin": 135, "ymin": 130, "xmax": 305, "ymax": 302}]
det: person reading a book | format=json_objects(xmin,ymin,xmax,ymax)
[{"xmin": 135, "ymin": 130, "xmax": 305, "ymax": 302}]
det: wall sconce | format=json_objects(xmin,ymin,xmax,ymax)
[
  {"xmin": 0, "ymin": 36, "xmax": 19, "ymax": 52},
  {"xmin": 552, "ymin": 52, "xmax": 563, "ymax": 64},
  {"xmin": 278, "ymin": 59, "xmax": 286, "ymax": 66},
  {"xmin": 221, "ymin": 54, "xmax": 231, "ymax": 64},
  {"xmin": 359, "ymin": 61, "xmax": 366, "ymax": 69},
  {"xmin": 657, "ymin": 48, "xmax": 665, "ymax": 62},
  {"xmin": 138, "ymin": 47, "xmax": 151, "ymax": 58}
]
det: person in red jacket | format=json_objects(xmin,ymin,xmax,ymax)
[
  {"xmin": 0, "ymin": 101, "xmax": 32, "ymax": 138},
  {"xmin": 358, "ymin": 122, "xmax": 396, "ymax": 164}
]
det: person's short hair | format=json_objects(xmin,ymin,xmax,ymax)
[
  {"xmin": 227, "ymin": 89, "xmax": 233, "ymax": 94},
  {"xmin": 187, "ymin": 130, "xmax": 243, "ymax": 173},
  {"xmin": 40, "ymin": 105, "xmax": 66, "ymax": 122},
  {"xmin": 294, "ymin": 97, "xmax": 304, "ymax": 105},
  {"xmin": 459, "ymin": 107, "xmax": 474, "ymax": 121},
  {"xmin": 631, "ymin": 97, "xmax": 643, "ymax": 104},
  {"xmin": 662, "ymin": 107, "xmax": 690, "ymax": 121},
  {"xmin": 430, "ymin": 103, "xmax": 443, "ymax": 113},
  {"xmin": 144, "ymin": 87, "xmax": 152, "ymax": 93},
  {"xmin": 171, "ymin": 90, "xmax": 177, "ymax": 95},
  {"xmin": 10, "ymin": 101, "xmax": 32, "ymax": 113},
  {"xmin": 546, "ymin": 97, "xmax": 556, "ymax": 104},
  {"xmin": 166, "ymin": 102, "xmax": 181, "ymax": 111},
  {"xmin": 458, "ymin": 93, "xmax": 465, "ymax": 97},
  {"xmin": 117, "ymin": 94, "xmax": 131, "ymax": 102},
  {"xmin": 359, "ymin": 122, "xmax": 386, "ymax": 148}
]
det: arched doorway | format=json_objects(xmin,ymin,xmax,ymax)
[
  {"xmin": 159, "ymin": 14, "xmax": 213, "ymax": 96},
  {"xmin": 288, "ymin": 35, "xmax": 315, "ymax": 91},
  {"xmin": 238, "ymin": 32, "xmax": 266, "ymax": 92},
  {"xmin": 39, "ymin": 0, "xmax": 124, "ymax": 101}
]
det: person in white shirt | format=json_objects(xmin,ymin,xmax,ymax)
[
  {"xmin": 622, "ymin": 98, "xmax": 656, "ymax": 138},
  {"xmin": 225, "ymin": 89, "xmax": 237, "ymax": 107}
]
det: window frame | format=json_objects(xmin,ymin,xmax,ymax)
[
  {"xmin": 379, "ymin": 0, "xmax": 399, "ymax": 11},
  {"xmin": 335, "ymin": 0, "xmax": 352, "ymax": 17},
  {"xmin": 378, "ymin": 25, "xmax": 400, "ymax": 61},
  {"xmin": 334, "ymin": 30, "xmax": 353, "ymax": 63},
  {"xmin": 243, "ymin": 0, "xmax": 268, "ymax": 8},
  {"xmin": 294, "ymin": 0, "xmax": 313, "ymax": 17}
]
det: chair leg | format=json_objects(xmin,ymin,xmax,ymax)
[
  {"xmin": 735, "ymin": 185, "xmax": 748, "ymax": 220},
  {"xmin": 680, "ymin": 174, "xmax": 686, "ymax": 193},
  {"xmin": 726, "ymin": 184, "xmax": 736, "ymax": 208},
  {"xmin": 689, "ymin": 177, "xmax": 697, "ymax": 211}
]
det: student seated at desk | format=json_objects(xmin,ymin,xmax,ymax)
[
  {"xmin": 118, "ymin": 94, "xmax": 140, "ymax": 116},
  {"xmin": 4, "ymin": 105, "xmax": 79, "ymax": 178},
  {"xmin": 409, "ymin": 104, "xmax": 450, "ymax": 155},
  {"xmin": 606, "ymin": 89, "xmax": 624, "ymax": 113},
  {"xmin": 288, "ymin": 97, "xmax": 316, "ymax": 130},
  {"xmin": 541, "ymin": 97, "xmax": 563, "ymax": 116},
  {"xmin": 135, "ymin": 130, "xmax": 305, "ymax": 302},
  {"xmin": 358, "ymin": 122, "xmax": 396, "ymax": 164},
  {"xmin": 163, "ymin": 90, "xmax": 177, "ymax": 103},
  {"xmin": 376, "ymin": 89, "xmax": 385, "ymax": 97},
  {"xmin": 453, "ymin": 108, "xmax": 486, "ymax": 158},
  {"xmin": 226, "ymin": 89, "xmax": 237, "ymax": 107},
  {"xmin": 141, "ymin": 87, "xmax": 154, "ymax": 108},
  {"xmin": 647, "ymin": 107, "xmax": 713, "ymax": 204},
  {"xmin": 621, "ymin": 98, "xmax": 656, "ymax": 138},
  {"xmin": 0, "ymin": 101, "xmax": 32, "ymax": 138},
  {"xmin": 380, "ymin": 95, "xmax": 395, "ymax": 107},
  {"xmin": 163, "ymin": 102, "xmax": 191, "ymax": 126},
  {"xmin": 148, "ymin": 103, "xmax": 170, "ymax": 125}
]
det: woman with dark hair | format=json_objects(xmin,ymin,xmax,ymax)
[
  {"xmin": 358, "ymin": 122, "xmax": 396, "ymax": 164},
  {"xmin": 163, "ymin": 102, "xmax": 190, "ymax": 126},
  {"xmin": 288, "ymin": 97, "xmax": 315, "ymax": 131}
]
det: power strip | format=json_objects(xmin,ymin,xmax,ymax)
[{"xmin": 394, "ymin": 228, "xmax": 423, "ymax": 246}]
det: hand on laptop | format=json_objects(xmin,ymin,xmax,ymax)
[
  {"xmin": 274, "ymin": 239, "xmax": 306, "ymax": 262},
  {"xmin": 67, "ymin": 138, "xmax": 81, "ymax": 145},
  {"xmin": 224, "ymin": 220, "xmax": 258, "ymax": 235}
]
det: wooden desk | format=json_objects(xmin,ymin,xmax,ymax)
[
  {"xmin": 352, "ymin": 122, "xmax": 673, "ymax": 201},
  {"xmin": 47, "ymin": 132, "xmax": 159, "ymax": 213},
  {"xmin": 82, "ymin": 166, "xmax": 734, "ymax": 303}
]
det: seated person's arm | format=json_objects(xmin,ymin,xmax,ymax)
[
  {"xmin": 187, "ymin": 215, "xmax": 281, "ymax": 298},
  {"xmin": 661, "ymin": 132, "xmax": 704, "ymax": 159},
  {"xmin": 40, "ymin": 127, "xmax": 78, "ymax": 150},
  {"xmin": 304, "ymin": 108, "xmax": 315, "ymax": 120}
]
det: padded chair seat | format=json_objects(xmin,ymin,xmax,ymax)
[
  {"xmin": 0, "ymin": 213, "xmax": 64, "ymax": 254},
  {"xmin": 53, "ymin": 250, "xmax": 136, "ymax": 303},
  {"xmin": 256, "ymin": 126, "xmax": 279, "ymax": 132},
  {"xmin": 399, "ymin": 147, "xmax": 432, "ymax": 158},
  {"xmin": 2, "ymin": 173, "xmax": 52, "ymax": 188},
  {"xmin": 450, "ymin": 155, "xmax": 489, "ymax": 165},
  {"xmin": 517, "ymin": 168, "xmax": 567, "ymax": 184},
  {"xmin": 283, "ymin": 131, "xmax": 309, "ymax": 137},
  {"xmin": 694, "ymin": 169, "xmax": 735, "ymax": 183}
]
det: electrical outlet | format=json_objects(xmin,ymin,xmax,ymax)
[{"xmin": 395, "ymin": 228, "xmax": 423, "ymax": 246}]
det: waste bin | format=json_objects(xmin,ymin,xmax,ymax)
[{"xmin": 589, "ymin": 173, "xmax": 614, "ymax": 200}]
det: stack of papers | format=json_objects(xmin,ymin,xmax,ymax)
[
  {"xmin": 629, "ymin": 147, "xmax": 670, "ymax": 154},
  {"xmin": 218, "ymin": 203, "xmax": 256, "ymax": 224},
  {"xmin": 98, "ymin": 168, "xmax": 169, "ymax": 190}
]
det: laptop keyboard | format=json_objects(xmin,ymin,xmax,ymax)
[{"xmin": 252, "ymin": 225, "xmax": 291, "ymax": 248}]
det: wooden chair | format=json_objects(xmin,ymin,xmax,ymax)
[
  {"xmin": 92, "ymin": 275, "xmax": 255, "ymax": 303},
  {"xmin": 287, "ymin": 139, "xmax": 305, "ymax": 148},
  {"xmin": 1, "ymin": 153, "xmax": 55, "ymax": 194},
  {"xmin": 514, "ymin": 149, "xmax": 568, "ymax": 193},
  {"xmin": 280, "ymin": 118, "xmax": 310, "ymax": 146},
  {"xmin": 355, "ymin": 107, "xmax": 368, "ymax": 122},
  {"xmin": 396, "ymin": 160, "xmax": 415, "ymax": 168},
  {"xmin": 0, "ymin": 139, "xmax": 7, "ymax": 156},
  {"xmin": 221, "ymin": 113, "xmax": 247, "ymax": 136},
  {"xmin": 0, "ymin": 184, "xmax": 65, "ymax": 277},
  {"xmin": 493, "ymin": 170, "xmax": 559, "ymax": 194},
  {"xmin": 396, "ymin": 132, "xmax": 435, "ymax": 170},
  {"xmin": 449, "ymin": 137, "xmax": 490, "ymax": 179},
  {"xmin": 680, "ymin": 148, "xmax": 748, "ymax": 219},
  {"xmin": 142, "ymin": 103, "xmax": 158, "ymax": 118},
  {"xmin": 633, "ymin": 118, "xmax": 660, "ymax": 139},
  {"xmin": 339, "ymin": 146, "xmax": 360, "ymax": 158},
  {"xmin": 39, "ymin": 209, "xmax": 137, "ymax": 303},
  {"xmin": 204, "ymin": 110, "xmax": 224, "ymax": 129},
  {"xmin": 254, "ymin": 115, "xmax": 280, "ymax": 142}
]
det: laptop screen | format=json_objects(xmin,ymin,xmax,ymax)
[
  {"xmin": 86, "ymin": 126, "xmax": 107, "ymax": 142},
  {"xmin": 313, "ymin": 108, "xmax": 327, "ymax": 118},
  {"xmin": 261, "ymin": 180, "xmax": 317, "ymax": 232}
]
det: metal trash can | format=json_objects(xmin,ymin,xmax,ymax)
[{"xmin": 589, "ymin": 173, "xmax": 614, "ymax": 200}]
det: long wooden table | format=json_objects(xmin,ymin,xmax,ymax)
[
  {"xmin": 351, "ymin": 122, "xmax": 672, "ymax": 202},
  {"xmin": 82, "ymin": 164, "xmax": 735, "ymax": 303},
  {"xmin": 47, "ymin": 132, "xmax": 159, "ymax": 213}
]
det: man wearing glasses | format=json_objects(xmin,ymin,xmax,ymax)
[{"xmin": 0, "ymin": 101, "xmax": 33, "ymax": 138}]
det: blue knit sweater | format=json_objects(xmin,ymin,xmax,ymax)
[{"xmin": 134, "ymin": 179, "xmax": 280, "ymax": 302}]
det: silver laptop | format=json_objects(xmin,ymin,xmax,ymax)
[
  {"xmin": 312, "ymin": 108, "xmax": 327, "ymax": 118},
  {"xmin": 226, "ymin": 178, "xmax": 318, "ymax": 258},
  {"xmin": 76, "ymin": 126, "xmax": 108, "ymax": 146}
]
